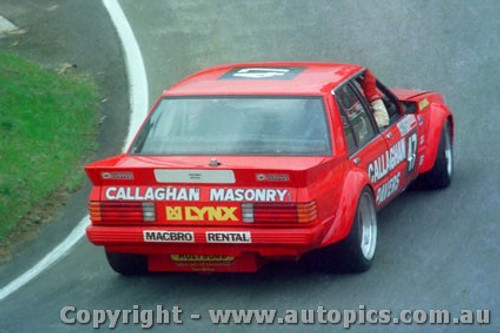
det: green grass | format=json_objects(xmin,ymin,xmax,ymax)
[{"xmin": 0, "ymin": 52, "xmax": 98, "ymax": 242}]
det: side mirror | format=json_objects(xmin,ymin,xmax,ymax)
[{"xmin": 400, "ymin": 101, "xmax": 418, "ymax": 114}]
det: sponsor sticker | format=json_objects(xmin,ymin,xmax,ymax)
[
  {"xmin": 256, "ymin": 173, "xmax": 290, "ymax": 182},
  {"xmin": 396, "ymin": 115, "xmax": 416, "ymax": 136},
  {"xmin": 143, "ymin": 231, "xmax": 194, "ymax": 243},
  {"xmin": 154, "ymin": 169, "xmax": 235, "ymax": 184},
  {"xmin": 219, "ymin": 67, "xmax": 305, "ymax": 80},
  {"xmin": 101, "ymin": 171, "xmax": 134, "ymax": 180},
  {"xmin": 406, "ymin": 132, "xmax": 418, "ymax": 175},
  {"xmin": 419, "ymin": 98, "xmax": 430, "ymax": 111},
  {"xmin": 206, "ymin": 231, "xmax": 251, "ymax": 243},
  {"xmin": 419, "ymin": 155, "xmax": 425, "ymax": 166},
  {"xmin": 170, "ymin": 254, "xmax": 234, "ymax": 262},
  {"xmin": 210, "ymin": 188, "xmax": 289, "ymax": 202}
]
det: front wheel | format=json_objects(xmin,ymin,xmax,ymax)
[{"xmin": 421, "ymin": 120, "xmax": 453, "ymax": 189}]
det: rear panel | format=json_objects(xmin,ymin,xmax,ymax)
[{"xmin": 96, "ymin": 183, "xmax": 301, "ymax": 228}]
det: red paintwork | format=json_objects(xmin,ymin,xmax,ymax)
[
  {"xmin": 391, "ymin": 88, "xmax": 427, "ymax": 100},
  {"xmin": 164, "ymin": 62, "xmax": 362, "ymax": 96},
  {"xmin": 392, "ymin": 90, "xmax": 453, "ymax": 173},
  {"xmin": 85, "ymin": 62, "xmax": 454, "ymax": 273}
]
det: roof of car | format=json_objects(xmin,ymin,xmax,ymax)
[{"xmin": 162, "ymin": 62, "xmax": 363, "ymax": 96}]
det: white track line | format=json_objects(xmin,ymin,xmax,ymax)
[
  {"xmin": 0, "ymin": 0, "xmax": 149, "ymax": 301},
  {"xmin": 103, "ymin": 0, "xmax": 149, "ymax": 149},
  {"xmin": 0, "ymin": 217, "xmax": 90, "ymax": 301}
]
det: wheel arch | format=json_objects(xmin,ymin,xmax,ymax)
[{"xmin": 319, "ymin": 169, "xmax": 374, "ymax": 247}]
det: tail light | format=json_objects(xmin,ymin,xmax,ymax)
[
  {"xmin": 241, "ymin": 201, "xmax": 317, "ymax": 224},
  {"xmin": 89, "ymin": 202, "xmax": 156, "ymax": 223}
]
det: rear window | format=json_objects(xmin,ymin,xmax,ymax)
[{"xmin": 130, "ymin": 97, "xmax": 332, "ymax": 156}]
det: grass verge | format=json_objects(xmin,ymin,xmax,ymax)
[{"xmin": 0, "ymin": 52, "xmax": 98, "ymax": 247}]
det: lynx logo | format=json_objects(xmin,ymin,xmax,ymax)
[
  {"xmin": 220, "ymin": 67, "xmax": 305, "ymax": 80},
  {"xmin": 206, "ymin": 231, "xmax": 251, "ymax": 243},
  {"xmin": 166, "ymin": 206, "xmax": 239, "ymax": 222},
  {"xmin": 166, "ymin": 207, "xmax": 183, "ymax": 221},
  {"xmin": 143, "ymin": 231, "xmax": 194, "ymax": 243}
]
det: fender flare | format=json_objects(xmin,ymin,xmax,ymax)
[
  {"xmin": 419, "ymin": 103, "xmax": 454, "ymax": 174},
  {"xmin": 319, "ymin": 169, "xmax": 373, "ymax": 247}
]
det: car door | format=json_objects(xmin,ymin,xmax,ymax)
[
  {"xmin": 334, "ymin": 82, "xmax": 391, "ymax": 209},
  {"xmin": 351, "ymin": 73, "xmax": 420, "ymax": 206}
]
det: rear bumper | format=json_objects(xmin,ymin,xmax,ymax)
[{"xmin": 86, "ymin": 223, "xmax": 327, "ymax": 258}]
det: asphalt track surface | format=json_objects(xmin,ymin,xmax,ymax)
[{"xmin": 1, "ymin": 1, "xmax": 499, "ymax": 332}]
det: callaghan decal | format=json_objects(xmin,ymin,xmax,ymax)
[
  {"xmin": 368, "ymin": 132, "xmax": 419, "ymax": 204},
  {"xmin": 368, "ymin": 138, "xmax": 406, "ymax": 184},
  {"xmin": 105, "ymin": 187, "xmax": 200, "ymax": 201},
  {"xmin": 166, "ymin": 206, "xmax": 239, "ymax": 222},
  {"xmin": 104, "ymin": 187, "xmax": 289, "ymax": 202}
]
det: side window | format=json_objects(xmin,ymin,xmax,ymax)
[
  {"xmin": 353, "ymin": 74, "xmax": 401, "ymax": 123},
  {"xmin": 335, "ymin": 84, "xmax": 377, "ymax": 150},
  {"xmin": 340, "ymin": 114, "xmax": 357, "ymax": 155}
]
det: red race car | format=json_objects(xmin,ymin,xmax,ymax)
[{"xmin": 85, "ymin": 62, "xmax": 454, "ymax": 274}]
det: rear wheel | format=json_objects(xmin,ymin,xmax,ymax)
[
  {"xmin": 105, "ymin": 251, "xmax": 148, "ymax": 276},
  {"xmin": 421, "ymin": 120, "xmax": 453, "ymax": 189},
  {"xmin": 306, "ymin": 187, "xmax": 377, "ymax": 273},
  {"xmin": 338, "ymin": 187, "xmax": 377, "ymax": 272}
]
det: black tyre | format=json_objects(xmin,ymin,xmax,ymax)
[
  {"xmin": 305, "ymin": 187, "xmax": 377, "ymax": 273},
  {"xmin": 337, "ymin": 187, "xmax": 378, "ymax": 272},
  {"xmin": 105, "ymin": 251, "xmax": 148, "ymax": 276},
  {"xmin": 421, "ymin": 120, "xmax": 453, "ymax": 189}
]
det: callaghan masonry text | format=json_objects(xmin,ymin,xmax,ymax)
[{"xmin": 60, "ymin": 305, "xmax": 490, "ymax": 329}]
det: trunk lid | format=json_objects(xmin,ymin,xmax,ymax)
[{"xmin": 86, "ymin": 155, "xmax": 335, "ymax": 226}]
